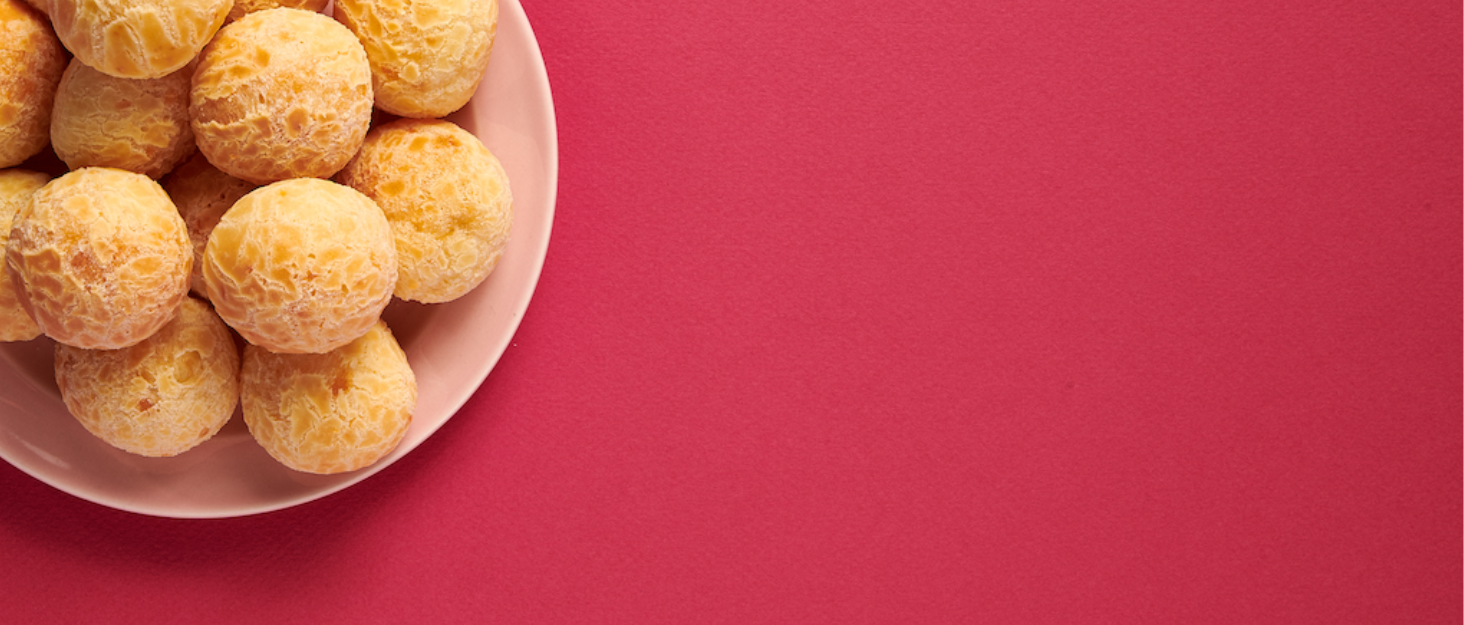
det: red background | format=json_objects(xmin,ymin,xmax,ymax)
[{"xmin": 2, "ymin": 1, "xmax": 1460, "ymax": 622}]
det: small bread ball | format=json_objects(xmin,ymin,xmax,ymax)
[
  {"xmin": 242, "ymin": 319, "xmax": 416, "ymax": 474},
  {"xmin": 0, "ymin": 0, "xmax": 67, "ymax": 168},
  {"xmin": 55, "ymin": 298, "xmax": 240, "ymax": 457},
  {"xmin": 338, "ymin": 119, "xmax": 512, "ymax": 303},
  {"xmin": 5, "ymin": 167, "xmax": 191, "ymax": 349},
  {"xmin": 334, "ymin": 0, "xmax": 497, "ymax": 118},
  {"xmin": 46, "ymin": 0, "xmax": 230, "ymax": 79},
  {"xmin": 191, "ymin": 8, "xmax": 374, "ymax": 185},
  {"xmin": 161, "ymin": 151, "xmax": 255, "ymax": 299},
  {"xmin": 203, "ymin": 178, "xmax": 396, "ymax": 354},
  {"xmin": 51, "ymin": 58, "xmax": 195, "ymax": 179},
  {"xmin": 0, "ymin": 168, "xmax": 48, "ymax": 341},
  {"xmin": 226, "ymin": 0, "xmax": 328, "ymax": 23}
]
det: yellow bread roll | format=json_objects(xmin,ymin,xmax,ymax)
[
  {"xmin": 226, "ymin": 0, "xmax": 328, "ymax": 23},
  {"xmin": 242, "ymin": 319, "xmax": 415, "ymax": 474},
  {"xmin": 51, "ymin": 58, "xmax": 195, "ymax": 179},
  {"xmin": 55, "ymin": 297, "xmax": 240, "ymax": 457},
  {"xmin": 202, "ymin": 178, "xmax": 397, "ymax": 354},
  {"xmin": 161, "ymin": 151, "xmax": 256, "ymax": 299},
  {"xmin": 5, "ymin": 167, "xmax": 191, "ymax": 349},
  {"xmin": 0, "ymin": 0, "xmax": 67, "ymax": 168},
  {"xmin": 334, "ymin": 0, "xmax": 497, "ymax": 118},
  {"xmin": 47, "ymin": 0, "xmax": 230, "ymax": 79},
  {"xmin": 191, "ymin": 8, "xmax": 374, "ymax": 185},
  {"xmin": 338, "ymin": 119, "xmax": 512, "ymax": 303},
  {"xmin": 0, "ymin": 168, "xmax": 48, "ymax": 341}
]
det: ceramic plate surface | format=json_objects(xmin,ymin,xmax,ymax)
[{"xmin": 0, "ymin": 0, "xmax": 556, "ymax": 518}]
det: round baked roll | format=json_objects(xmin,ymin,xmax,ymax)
[
  {"xmin": 46, "ymin": 0, "xmax": 230, "ymax": 79},
  {"xmin": 5, "ymin": 167, "xmax": 191, "ymax": 349},
  {"xmin": 55, "ymin": 297, "xmax": 240, "ymax": 457},
  {"xmin": 51, "ymin": 58, "xmax": 195, "ymax": 179},
  {"xmin": 0, "ymin": 168, "xmax": 48, "ymax": 341},
  {"xmin": 161, "ymin": 151, "xmax": 255, "ymax": 299},
  {"xmin": 242, "ymin": 319, "xmax": 415, "ymax": 474},
  {"xmin": 202, "ymin": 178, "xmax": 396, "ymax": 354},
  {"xmin": 226, "ymin": 0, "xmax": 328, "ymax": 23},
  {"xmin": 0, "ymin": 0, "xmax": 67, "ymax": 168},
  {"xmin": 337, "ymin": 119, "xmax": 512, "ymax": 303},
  {"xmin": 334, "ymin": 0, "xmax": 497, "ymax": 118},
  {"xmin": 191, "ymin": 8, "xmax": 373, "ymax": 185}
]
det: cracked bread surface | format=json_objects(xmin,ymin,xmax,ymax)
[
  {"xmin": 162, "ymin": 151, "xmax": 256, "ymax": 300},
  {"xmin": 0, "ymin": 168, "xmax": 48, "ymax": 342},
  {"xmin": 55, "ymin": 297, "xmax": 240, "ymax": 457},
  {"xmin": 202, "ymin": 178, "xmax": 396, "ymax": 354},
  {"xmin": 51, "ymin": 58, "xmax": 196, "ymax": 179},
  {"xmin": 190, "ymin": 8, "xmax": 373, "ymax": 185},
  {"xmin": 337, "ymin": 119, "xmax": 512, "ymax": 304},
  {"xmin": 47, "ymin": 0, "xmax": 230, "ymax": 79},
  {"xmin": 5, "ymin": 167, "xmax": 191, "ymax": 349},
  {"xmin": 242, "ymin": 319, "xmax": 415, "ymax": 474},
  {"xmin": 334, "ymin": 0, "xmax": 496, "ymax": 118},
  {"xmin": 0, "ymin": 0, "xmax": 67, "ymax": 168}
]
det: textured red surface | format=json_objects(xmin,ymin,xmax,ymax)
[{"xmin": 1, "ymin": 1, "xmax": 1459, "ymax": 622}]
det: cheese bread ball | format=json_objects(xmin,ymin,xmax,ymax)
[
  {"xmin": 334, "ymin": 0, "xmax": 497, "ymax": 118},
  {"xmin": 226, "ymin": 0, "xmax": 328, "ymax": 23},
  {"xmin": 5, "ymin": 167, "xmax": 191, "ymax": 349},
  {"xmin": 0, "ymin": 0, "xmax": 67, "ymax": 168},
  {"xmin": 55, "ymin": 298, "xmax": 240, "ymax": 457},
  {"xmin": 0, "ymin": 168, "xmax": 48, "ymax": 341},
  {"xmin": 47, "ymin": 0, "xmax": 230, "ymax": 79},
  {"xmin": 202, "ymin": 178, "xmax": 396, "ymax": 354},
  {"xmin": 162, "ymin": 151, "xmax": 255, "ymax": 299},
  {"xmin": 51, "ymin": 58, "xmax": 195, "ymax": 179},
  {"xmin": 191, "ymin": 9, "xmax": 374, "ymax": 185},
  {"xmin": 338, "ymin": 119, "xmax": 512, "ymax": 303},
  {"xmin": 242, "ymin": 319, "xmax": 415, "ymax": 474}
]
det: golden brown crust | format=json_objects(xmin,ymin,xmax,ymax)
[
  {"xmin": 161, "ymin": 151, "xmax": 256, "ymax": 299},
  {"xmin": 226, "ymin": 0, "xmax": 328, "ymax": 23},
  {"xmin": 0, "ymin": 0, "xmax": 67, "ymax": 168},
  {"xmin": 241, "ymin": 319, "xmax": 415, "ymax": 474},
  {"xmin": 334, "ymin": 0, "xmax": 496, "ymax": 118},
  {"xmin": 190, "ymin": 8, "xmax": 374, "ymax": 185},
  {"xmin": 55, "ymin": 297, "xmax": 240, "ymax": 457},
  {"xmin": 51, "ymin": 58, "xmax": 196, "ymax": 179},
  {"xmin": 202, "ymin": 178, "xmax": 397, "ymax": 354},
  {"xmin": 0, "ymin": 168, "xmax": 48, "ymax": 341},
  {"xmin": 338, "ymin": 119, "xmax": 512, "ymax": 303},
  {"xmin": 4, "ymin": 167, "xmax": 191, "ymax": 349},
  {"xmin": 47, "ymin": 0, "xmax": 230, "ymax": 79}
]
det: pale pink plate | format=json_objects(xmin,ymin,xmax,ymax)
[{"xmin": 0, "ymin": 0, "xmax": 557, "ymax": 518}]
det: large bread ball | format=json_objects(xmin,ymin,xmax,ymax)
[
  {"xmin": 55, "ymin": 297, "xmax": 240, "ymax": 457},
  {"xmin": 5, "ymin": 167, "xmax": 191, "ymax": 349},
  {"xmin": 46, "ymin": 0, "xmax": 230, "ymax": 79},
  {"xmin": 0, "ymin": 168, "xmax": 48, "ymax": 342},
  {"xmin": 50, "ymin": 58, "xmax": 195, "ymax": 179},
  {"xmin": 161, "ymin": 151, "xmax": 255, "ymax": 299},
  {"xmin": 202, "ymin": 178, "xmax": 396, "ymax": 354},
  {"xmin": 242, "ymin": 319, "xmax": 416, "ymax": 474},
  {"xmin": 337, "ymin": 119, "xmax": 512, "ymax": 303},
  {"xmin": 191, "ymin": 8, "xmax": 374, "ymax": 185},
  {"xmin": 334, "ymin": 0, "xmax": 497, "ymax": 118},
  {"xmin": 0, "ymin": 0, "xmax": 67, "ymax": 168}
]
